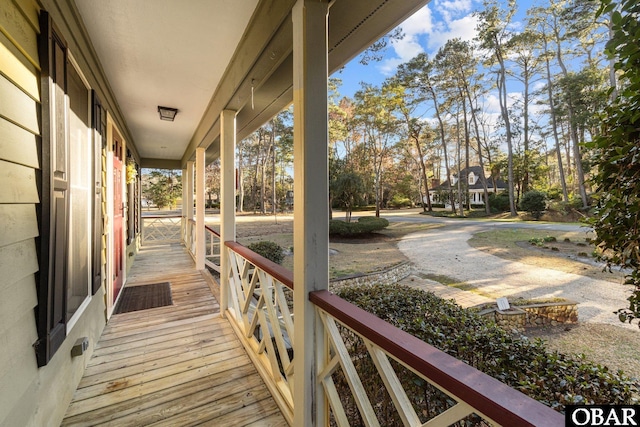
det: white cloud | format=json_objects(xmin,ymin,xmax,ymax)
[
  {"xmin": 426, "ymin": 14, "xmax": 479, "ymax": 51},
  {"xmin": 435, "ymin": 0, "xmax": 473, "ymax": 22},
  {"xmin": 375, "ymin": 1, "xmax": 480, "ymax": 75},
  {"xmin": 483, "ymin": 93, "xmax": 501, "ymax": 114},
  {"xmin": 378, "ymin": 6, "xmax": 433, "ymax": 75},
  {"xmin": 402, "ymin": 5, "xmax": 434, "ymax": 36},
  {"xmin": 379, "ymin": 57, "xmax": 404, "ymax": 75}
]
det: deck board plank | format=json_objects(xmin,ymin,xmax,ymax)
[{"xmin": 61, "ymin": 242, "xmax": 286, "ymax": 426}]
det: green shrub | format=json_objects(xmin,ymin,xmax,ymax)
[
  {"xmin": 247, "ymin": 241, "xmax": 284, "ymax": 265},
  {"xmin": 545, "ymin": 186, "xmax": 564, "ymax": 201},
  {"xmin": 520, "ymin": 190, "xmax": 547, "ymax": 220},
  {"xmin": 488, "ymin": 192, "xmax": 511, "ymax": 213},
  {"xmin": 329, "ymin": 217, "xmax": 389, "ymax": 236},
  {"xmin": 334, "ymin": 283, "xmax": 637, "ymax": 423},
  {"xmin": 388, "ymin": 194, "xmax": 411, "ymax": 208}
]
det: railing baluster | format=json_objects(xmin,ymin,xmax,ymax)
[
  {"xmin": 220, "ymin": 240, "xmax": 563, "ymax": 427},
  {"xmin": 321, "ymin": 314, "xmax": 381, "ymax": 427},
  {"xmin": 365, "ymin": 343, "xmax": 421, "ymax": 427},
  {"xmin": 422, "ymin": 402, "xmax": 475, "ymax": 427},
  {"xmin": 142, "ymin": 215, "xmax": 182, "ymax": 245}
]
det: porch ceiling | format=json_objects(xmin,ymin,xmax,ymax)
[{"xmin": 74, "ymin": 0, "xmax": 429, "ymax": 169}]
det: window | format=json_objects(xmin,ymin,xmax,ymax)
[
  {"xmin": 36, "ymin": 12, "xmax": 100, "ymax": 365},
  {"xmin": 66, "ymin": 56, "xmax": 92, "ymax": 328},
  {"xmin": 468, "ymin": 172, "xmax": 476, "ymax": 185}
]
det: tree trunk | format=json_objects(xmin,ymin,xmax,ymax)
[
  {"xmin": 522, "ymin": 62, "xmax": 530, "ymax": 194},
  {"xmin": 496, "ymin": 54, "xmax": 517, "ymax": 216},
  {"xmin": 543, "ymin": 37, "xmax": 569, "ymax": 202},
  {"xmin": 408, "ymin": 121, "xmax": 432, "ymax": 212},
  {"xmin": 461, "ymin": 95, "xmax": 471, "ymax": 211},
  {"xmin": 554, "ymin": 17, "xmax": 588, "ymax": 208},
  {"xmin": 237, "ymin": 164, "xmax": 244, "ymax": 212},
  {"xmin": 456, "ymin": 112, "xmax": 464, "ymax": 217},
  {"xmin": 271, "ymin": 126, "xmax": 277, "ymax": 215},
  {"xmin": 462, "ymin": 80, "xmax": 491, "ymax": 214},
  {"xmin": 428, "ymin": 86, "xmax": 455, "ymax": 213}
]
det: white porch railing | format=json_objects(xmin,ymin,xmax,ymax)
[
  {"xmin": 184, "ymin": 219, "xmax": 221, "ymax": 273},
  {"xmin": 142, "ymin": 215, "xmax": 182, "ymax": 244},
  {"xmin": 186, "ymin": 218, "xmax": 196, "ymax": 259},
  {"xmin": 221, "ymin": 241, "xmax": 564, "ymax": 427},
  {"xmin": 224, "ymin": 241, "xmax": 295, "ymax": 424},
  {"xmin": 204, "ymin": 224, "xmax": 221, "ymax": 273}
]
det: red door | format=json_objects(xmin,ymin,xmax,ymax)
[{"xmin": 113, "ymin": 138, "xmax": 124, "ymax": 303}]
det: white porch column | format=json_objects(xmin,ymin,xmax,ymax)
[
  {"xmin": 220, "ymin": 109, "xmax": 237, "ymax": 315},
  {"xmin": 186, "ymin": 161, "xmax": 195, "ymax": 249},
  {"xmin": 195, "ymin": 147, "xmax": 206, "ymax": 270},
  {"xmin": 292, "ymin": 1, "xmax": 329, "ymax": 426}
]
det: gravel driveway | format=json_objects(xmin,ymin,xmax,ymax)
[{"xmin": 398, "ymin": 223, "xmax": 636, "ymax": 330}]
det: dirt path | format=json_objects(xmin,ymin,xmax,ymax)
[{"xmin": 398, "ymin": 224, "xmax": 636, "ymax": 330}]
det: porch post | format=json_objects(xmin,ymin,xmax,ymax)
[
  {"xmin": 186, "ymin": 161, "xmax": 195, "ymax": 250},
  {"xmin": 195, "ymin": 147, "xmax": 206, "ymax": 270},
  {"xmin": 292, "ymin": 1, "xmax": 329, "ymax": 426},
  {"xmin": 220, "ymin": 109, "xmax": 237, "ymax": 315}
]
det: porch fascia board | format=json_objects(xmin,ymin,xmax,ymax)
[
  {"xmin": 140, "ymin": 158, "xmax": 182, "ymax": 170},
  {"xmin": 182, "ymin": 0, "xmax": 430, "ymax": 169},
  {"xmin": 181, "ymin": 0, "xmax": 296, "ymax": 167}
]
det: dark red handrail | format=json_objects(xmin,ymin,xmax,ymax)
[
  {"xmin": 225, "ymin": 241, "xmax": 294, "ymax": 290},
  {"xmin": 309, "ymin": 289, "xmax": 564, "ymax": 427},
  {"xmin": 204, "ymin": 225, "xmax": 221, "ymax": 238}
]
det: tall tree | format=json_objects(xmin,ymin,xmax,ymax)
[
  {"xmin": 384, "ymin": 79, "xmax": 432, "ymax": 212},
  {"xmin": 397, "ymin": 53, "xmax": 456, "ymax": 212},
  {"xmin": 476, "ymin": 0, "xmax": 518, "ymax": 215},
  {"xmin": 353, "ymin": 84, "xmax": 400, "ymax": 217},
  {"xmin": 546, "ymin": 0, "xmax": 597, "ymax": 208},
  {"xmin": 508, "ymin": 30, "xmax": 544, "ymax": 195},
  {"xmin": 436, "ymin": 39, "xmax": 492, "ymax": 213},
  {"xmin": 530, "ymin": 6, "xmax": 570, "ymax": 201}
]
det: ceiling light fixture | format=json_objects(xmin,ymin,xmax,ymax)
[{"xmin": 158, "ymin": 106, "xmax": 178, "ymax": 121}]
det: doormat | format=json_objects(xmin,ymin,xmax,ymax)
[{"xmin": 113, "ymin": 282, "xmax": 173, "ymax": 314}]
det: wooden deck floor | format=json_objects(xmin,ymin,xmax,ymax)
[{"xmin": 61, "ymin": 242, "xmax": 286, "ymax": 427}]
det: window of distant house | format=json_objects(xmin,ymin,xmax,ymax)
[{"xmin": 468, "ymin": 172, "xmax": 475, "ymax": 185}]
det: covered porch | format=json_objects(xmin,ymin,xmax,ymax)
[
  {"xmin": 61, "ymin": 241, "xmax": 286, "ymax": 426},
  {"xmin": 62, "ymin": 214, "xmax": 563, "ymax": 426},
  {"xmin": 57, "ymin": 0, "xmax": 563, "ymax": 425}
]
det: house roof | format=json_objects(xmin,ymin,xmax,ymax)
[
  {"xmin": 433, "ymin": 166, "xmax": 507, "ymax": 191},
  {"xmin": 59, "ymin": 0, "xmax": 429, "ymax": 169}
]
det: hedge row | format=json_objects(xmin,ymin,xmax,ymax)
[
  {"xmin": 333, "ymin": 284, "xmax": 637, "ymax": 425},
  {"xmin": 329, "ymin": 216, "xmax": 389, "ymax": 236},
  {"xmin": 246, "ymin": 241, "xmax": 284, "ymax": 265}
]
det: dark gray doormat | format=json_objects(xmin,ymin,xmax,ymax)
[{"xmin": 113, "ymin": 282, "xmax": 173, "ymax": 314}]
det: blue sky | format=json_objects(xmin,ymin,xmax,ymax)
[
  {"xmin": 334, "ymin": 0, "xmax": 531, "ymax": 98},
  {"xmin": 331, "ymin": 0, "xmax": 560, "ymax": 148}
]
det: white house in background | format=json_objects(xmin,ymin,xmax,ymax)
[{"xmin": 429, "ymin": 166, "xmax": 507, "ymax": 206}]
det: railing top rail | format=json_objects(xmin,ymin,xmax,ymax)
[
  {"xmin": 204, "ymin": 225, "xmax": 221, "ymax": 238},
  {"xmin": 310, "ymin": 289, "xmax": 564, "ymax": 427},
  {"xmin": 225, "ymin": 241, "xmax": 294, "ymax": 290},
  {"xmin": 142, "ymin": 215, "xmax": 183, "ymax": 219}
]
